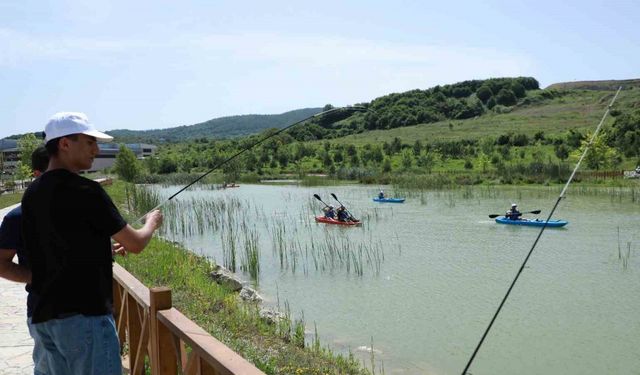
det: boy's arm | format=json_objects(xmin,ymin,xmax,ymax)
[{"xmin": 0, "ymin": 249, "xmax": 31, "ymax": 284}]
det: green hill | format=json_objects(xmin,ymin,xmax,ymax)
[
  {"xmin": 546, "ymin": 78, "xmax": 640, "ymax": 91},
  {"xmin": 107, "ymin": 107, "xmax": 323, "ymax": 143},
  {"xmin": 331, "ymin": 87, "xmax": 640, "ymax": 146}
]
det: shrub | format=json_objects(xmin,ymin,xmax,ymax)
[
  {"xmin": 476, "ymin": 86, "xmax": 493, "ymax": 103},
  {"xmin": 495, "ymin": 88, "xmax": 518, "ymax": 106}
]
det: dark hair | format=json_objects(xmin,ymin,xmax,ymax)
[
  {"xmin": 31, "ymin": 145, "xmax": 50, "ymax": 172},
  {"xmin": 44, "ymin": 134, "xmax": 78, "ymax": 156}
]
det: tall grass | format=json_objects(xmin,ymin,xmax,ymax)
[
  {"xmin": 131, "ymin": 185, "xmax": 389, "ymax": 280},
  {"xmin": 124, "ymin": 183, "xmax": 162, "ymax": 218},
  {"xmin": 268, "ymin": 220, "xmax": 384, "ymax": 277},
  {"xmin": 239, "ymin": 221, "xmax": 260, "ymax": 282},
  {"xmin": 616, "ymin": 226, "xmax": 634, "ymax": 270}
]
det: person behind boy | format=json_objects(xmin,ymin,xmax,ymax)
[{"xmin": 0, "ymin": 146, "xmax": 50, "ymax": 375}]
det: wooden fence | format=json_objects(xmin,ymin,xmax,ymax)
[{"xmin": 112, "ymin": 263, "xmax": 265, "ymax": 375}]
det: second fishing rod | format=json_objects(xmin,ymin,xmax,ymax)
[{"xmin": 134, "ymin": 106, "xmax": 369, "ymax": 224}]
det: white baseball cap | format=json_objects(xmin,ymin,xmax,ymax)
[{"xmin": 44, "ymin": 112, "xmax": 113, "ymax": 143}]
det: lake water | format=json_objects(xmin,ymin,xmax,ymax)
[{"xmin": 154, "ymin": 183, "xmax": 639, "ymax": 375}]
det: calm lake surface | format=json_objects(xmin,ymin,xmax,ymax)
[{"xmin": 154, "ymin": 183, "xmax": 639, "ymax": 375}]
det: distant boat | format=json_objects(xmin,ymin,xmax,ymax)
[
  {"xmin": 373, "ymin": 197, "xmax": 405, "ymax": 203},
  {"xmin": 223, "ymin": 183, "xmax": 239, "ymax": 188},
  {"xmin": 495, "ymin": 216, "xmax": 568, "ymax": 228}
]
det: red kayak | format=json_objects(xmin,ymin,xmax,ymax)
[{"xmin": 315, "ymin": 216, "xmax": 361, "ymax": 226}]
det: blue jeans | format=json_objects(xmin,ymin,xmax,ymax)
[
  {"xmin": 32, "ymin": 314, "xmax": 122, "ymax": 375},
  {"xmin": 27, "ymin": 317, "xmax": 47, "ymax": 375}
]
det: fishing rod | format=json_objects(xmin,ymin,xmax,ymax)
[
  {"xmin": 460, "ymin": 86, "xmax": 623, "ymax": 375},
  {"xmin": 134, "ymin": 105, "xmax": 369, "ymax": 223}
]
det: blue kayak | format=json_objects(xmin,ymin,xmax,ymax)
[
  {"xmin": 495, "ymin": 216, "xmax": 568, "ymax": 228},
  {"xmin": 373, "ymin": 197, "xmax": 406, "ymax": 203}
]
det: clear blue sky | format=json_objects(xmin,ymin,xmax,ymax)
[{"xmin": 1, "ymin": 0, "xmax": 638, "ymax": 138}]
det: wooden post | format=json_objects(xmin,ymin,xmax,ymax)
[
  {"xmin": 112, "ymin": 279, "xmax": 126, "ymax": 351},
  {"xmin": 150, "ymin": 287, "xmax": 175, "ymax": 375},
  {"xmin": 199, "ymin": 358, "xmax": 217, "ymax": 375},
  {"xmin": 127, "ymin": 294, "xmax": 142, "ymax": 375}
]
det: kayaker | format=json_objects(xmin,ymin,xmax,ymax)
[
  {"xmin": 378, "ymin": 190, "xmax": 385, "ymax": 199},
  {"xmin": 337, "ymin": 206, "xmax": 350, "ymax": 222},
  {"xmin": 323, "ymin": 205, "xmax": 336, "ymax": 219},
  {"xmin": 505, "ymin": 203, "xmax": 522, "ymax": 220}
]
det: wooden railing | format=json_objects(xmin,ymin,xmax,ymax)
[{"xmin": 112, "ymin": 263, "xmax": 265, "ymax": 375}]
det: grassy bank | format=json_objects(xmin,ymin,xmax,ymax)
[
  {"xmin": 105, "ymin": 181, "xmax": 369, "ymax": 375},
  {"xmin": 0, "ymin": 192, "xmax": 22, "ymax": 209}
]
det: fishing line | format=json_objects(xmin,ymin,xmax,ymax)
[
  {"xmin": 133, "ymin": 106, "xmax": 369, "ymax": 224},
  {"xmin": 460, "ymin": 86, "xmax": 622, "ymax": 375}
]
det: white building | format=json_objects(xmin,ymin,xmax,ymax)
[
  {"xmin": 89, "ymin": 143, "xmax": 157, "ymax": 172},
  {"xmin": 0, "ymin": 139, "xmax": 157, "ymax": 173},
  {"xmin": 0, "ymin": 139, "xmax": 19, "ymax": 172}
]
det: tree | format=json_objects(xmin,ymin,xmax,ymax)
[
  {"xmin": 417, "ymin": 151, "xmax": 436, "ymax": 173},
  {"xmin": 413, "ymin": 140, "xmax": 423, "ymax": 156},
  {"xmin": 391, "ymin": 137, "xmax": 402, "ymax": 154},
  {"xmin": 401, "ymin": 149, "xmax": 413, "ymax": 170},
  {"xmin": 480, "ymin": 137, "xmax": 495, "ymax": 155},
  {"xmin": 571, "ymin": 131, "xmax": 619, "ymax": 170},
  {"xmin": 276, "ymin": 148, "xmax": 290, "ymax": 168},
  {"xmin": 333, "ymin": 149, "xmax": 344, "ymax": 164},
  {"xmin": 158, "ymin": 155, "xmax": 178, "ymax": 174},
  {"xmin": 495, "ymin": 88, "xmax": 518, "ymax": 106},
  {"xmin": 144, "ymin": 155, "xmax": 159, "ymax": 174},
  {"xmin": 566, "ymin": 129, "xmax": 584, "ymax": 148},
  {"xmin": 464, "ymin": 159, "xmax": 474, "ymax": 170},
  {"xmin": 14, "ymin": 161, "xmax": 33, "ymax": 188},
  {"xmin": 510, "ymin": 82, "xmax": 526, "ymax": 98},
  {"xmin": 382, "ymin": 157, "xmax": 392, "ymax": 173},
  {"xmin": 222, "ymin": 157, "xmax": 242, "ymax": 182},
  {"xmin": 17, "ymin": 133, "xmax": 40, "ymax": 166},
  {"xmin": 476, "ymin": 86, "xmax": 493, "ymax": 103},
  {"xmin": 244, "ymin": 151, "xmax": 258, "ymax": 171},
  {"xmin": 477, "ymin": 152, "xmax": 491, "ymax": 172},
  {"xmin": 321, "ymin": 151, "xmax": 333, "ymax": 168},
  {"xmin": 554, "ymin": 144, "xmax": 569, "ymax": 161},
  {"xmin": 371, "ymin": 146, "xmax": 384, "ymax": 164},
  {"xmin": 608, "ymin": 109, "xmax": 640, "ymax": 157},
  {"xmin": 114, "ymin": 144, "xmax": 141, "ymax": 182}
]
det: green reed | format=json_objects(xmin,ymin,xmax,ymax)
[
  {"xmin": 124, "ymin": 183, "xmax": 162, "ymax": 218},
  {"xmin": 239, "ymin": 221, "xmax": 260, "ymax": 282},
  {"xmin": 129, "ymin": 184, "xmax": 389, "ymax": 281},
  {"xmin": 268, "ymin": 219, "xmax": 385, "ymax": 277},
  {"xmin": 616, "ymin": 226, "xmax": 634, "ymax": 270}
]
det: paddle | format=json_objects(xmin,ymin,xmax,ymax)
[
  {"xmin": 330, "ymin": 193, "xmax": 358, "ymax": 221},
  {"xmin": 488, "ymin": 210, "xmax": 541, "ymax": 219},
  {"xmin": 313, "ymin": 194, "xmax": 330, "ymax": 208}
]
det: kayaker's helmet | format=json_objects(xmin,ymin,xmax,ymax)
[
  {"xmin": 329, "ymin": 205, "xmax": 334, "ymax": 209},
  {"xmin": 511, "ymin": 203, "xmax": 517, "ymax": 208}
]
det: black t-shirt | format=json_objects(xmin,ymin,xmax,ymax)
[
  {"xmin": 0, "ymin": 206, "xmax": 39, "ymax": 317},
  {"xmin": 22, "ymin": 169, "xmax": 127, "ymax": 323}
]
